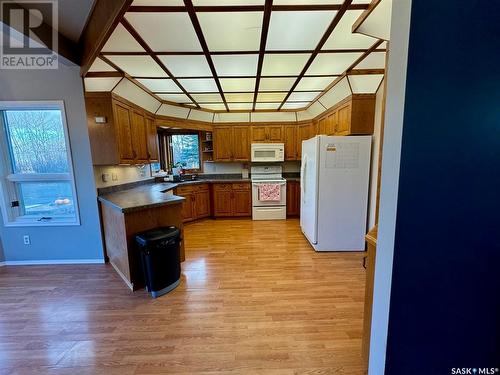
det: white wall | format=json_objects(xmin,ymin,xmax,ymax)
[
  {"xmin": 369, "ymin": 0, "xmax": 412, "ymax": 373},
  {"xmin": 368, "ymin": 80, "xmax": 385, "ymax": 228},
  {"xmin": 94, "ymin": 165, "xmax": 152, "ymax": 189},
  {"xmin": 0, "ymin": 63, "xmax": 104, "ymax": 263}
]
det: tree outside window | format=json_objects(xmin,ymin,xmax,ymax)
[{"xmin": 171, "ymin": 134, "xmax": 200, "ymax": 170}]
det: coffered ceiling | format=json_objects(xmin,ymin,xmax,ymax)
[{"xmin": 84, "ymin": 0, "xmax": 386, "ymax": 113}]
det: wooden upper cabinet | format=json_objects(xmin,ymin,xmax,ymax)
[
  {"xmin": 251, "ymin": 126, "xmax": 267, "ymax": 142},
  {"xmin": 251, "ymin": 125, "xmax": 284, "ymax": 143},
  {"xmin": 213, "ymin": 126, "xmax": 233, "ymax": 161},
  {"xmin": 267, "ymin": 125, "xmax": 284, "ymax": 142},
  {"xmin": 145, "ymin": 116, "xmax": 159, "ymax": 162},
  {"xmin": 297, "ymin": 123, "xmax": 312, "ymax": 160},
  {"xmin": 232, "ymin": 126, "xmax": 250, "ymax": 161},
  {"xmin": 85, "ymin": 93, "xmax": 160, "ymax": 165},
  {"xmin": 284, "ymin": 125, "xmax": 297, "ymax": 160},
  {"xmin": 326, "ymin": 111, "xmax": 337, "ymax": 135},
  {"xmin": 130, "ymin": 110, "xmax": 149, "ymax": 163},
  {"xmin": 113, "ymin": 101, "xmax": 135, "ymax": 164},
  {"xmin": 337, "ymin": 103, "xmax": 351, "ymax": 135}
]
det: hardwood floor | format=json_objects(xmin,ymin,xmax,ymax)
[{"xmin": 0, "ymin": 219, "xmax": 367, "ymax": 374}]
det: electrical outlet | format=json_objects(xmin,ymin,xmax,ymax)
[
  {"xmin": 23, "ymin": 235, "xmax": 30, "ymax": 245},
  {"xmin": 101, "ymin": 173, "xmax": 110, "ymax": 182},
  {"xmin": 112, "ymin": 173, "xmax": 118, "ymax": 181}
]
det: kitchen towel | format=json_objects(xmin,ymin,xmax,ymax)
[{"xmin": 258, "ymin": 184, "xmax": 281, "ymax": 201}]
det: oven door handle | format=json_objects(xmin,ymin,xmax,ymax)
[{"xmin": 252, "ymin": 182, "xmax": 287, "ymax": 186}]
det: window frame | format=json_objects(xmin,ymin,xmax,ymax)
[
  {"xmin": 159, "ymin": 130, "xmax": 203, "ymax": 174},
  {"xmin": 0, "ymin": 101, "xmax": 81, "ymax": 227}
]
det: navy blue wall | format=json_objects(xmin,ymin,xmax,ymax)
[{"xmin": 385, "ymin": 1, "xmax": 500, "ymax": 374}]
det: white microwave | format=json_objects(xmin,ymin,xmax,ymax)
[{"xmin": 251, "ymin": 143, "xmax": 285, "ymax": 162}]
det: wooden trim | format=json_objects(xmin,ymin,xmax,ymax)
[
  {"xmin": 305, "ymin": 39, "xmax": 384, "ymax": 109},
  {"xmin": 120, "ymin": 18, "xmax": 201, "ymax": 108},
  {"xmin": 79, "ymin": 0, "xmax": 134, "ymax": 75},
  {"xmin": 85, "ymin": 71, "xmax": 125, "ymax": 78},
  {"xmin": 128, "ymin": 4, "xmax": 369, "ymax": 12},
  {"xmin": 278, "ymin": 0, "xmax": 353, "ymax": 110},
  {"xmin": 184, "ymin": 0, "xmax": 229, "ymax": 111},
  {"xmin": 253, "ymin": 0, "xmax": 273, "ymax": 111}
]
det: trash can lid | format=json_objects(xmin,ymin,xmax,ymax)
[{"xmin": 135, "ymin": 226, "xmax": 180, "ymax": 247}]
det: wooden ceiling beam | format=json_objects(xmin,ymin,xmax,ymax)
[
  {"xmin": 128, "ymin": 4, "xmax": 369, "ymax": 12},
  {"xmin": 253, "ymin": 0, "xmax": 273, "ymax": 111},
  {"xmin": 85, "ymin": 71, "xmax": 124, "ymax": 78},
  {"xmin": 120, "ymin": 18, "xmax": 201, "ymax": 108},
  {"xmin": 97, "ymin": 48, "xmax": 386, "ymax": 56},
  {"xmin": 278, "ymin": 0, "xmax": 353, "ymax": 110},
  {"xmin": 79, "ymin": 0, "xmax": 134, "ymax": 76},
  {"xmin": 183, "ymin": 0, "xmax": 229, "ymax": 112}
]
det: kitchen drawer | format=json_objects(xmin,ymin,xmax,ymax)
[
  {"xmin": 232, "ymin": 183, "xmax": 250, "ymax": 190},
  {"xmin": 193, "ymin": 183, "xmax": 209, "ymax": 191},
  {"xmin": 176, "ymin": 185, "xmax": 194, "ymax": 195},
  {"xmin": 213, "ymin": 183, "xmax": 232, "ymax": 191}
]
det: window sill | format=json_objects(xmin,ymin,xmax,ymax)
[{"xmin": 3, "ymin": 218, "xmax": 81, "ymax": 227}]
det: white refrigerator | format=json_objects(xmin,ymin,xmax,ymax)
[{"xmin": 300, "ymin": 135, "xmax": 372, "ymax": 251}]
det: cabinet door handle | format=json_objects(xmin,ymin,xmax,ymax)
[{"xmin": 362, "ymin": 256, "xmax": 367, "ymax": 269}]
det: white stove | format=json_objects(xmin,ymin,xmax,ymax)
[{"xmin": 251, "ymin": 166, "xmax": 287, "ymax": 220}]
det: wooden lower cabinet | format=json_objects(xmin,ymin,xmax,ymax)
[
  {"xmin": 286, "ymin": 180, "xmax": 301, "ymax": 217},
  {"xmin": 213, "ymin": 182, "xmax": 251, "ymax": 218},
  {"xmin": 362, "ymin": 225, "xmax": 378, "ymax": 366},
  {"xmin": 175, "ymin": 184, "xmax": 211, "ymax": 223}
]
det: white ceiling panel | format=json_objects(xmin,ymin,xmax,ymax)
[
  {"xmin": 84, "ymin": 77, "xmax": 122, "ymax": 92},
  {"xmin": 190, "ymin": 93, "xmax": 223, "ymax": 102},
  {"xmin": 200, "ymin": 103, "xmax": 227, "ymax": 110},
  {"xmin": 255, "ymin": 102, "xmax": 280, "ymax": 110},
  {"xmin": 156, "ymin": 103, "xmax": 190, "ymax": 119},
  {"xmin": 296, "ymin": 76, "xmax": 334, "ymax": 91},
  {"xmin": 259, "ymin": 77, "xmax": 296, "ymax": 91},
  {"xmin": 251, "ymin": 112, "xmax": 296, "ymax": 122},
  {"xmin": 102, "ymin": 23, "xmax": 145, "ymax": 52},
  {"xmin": 214, "ymin": 112, "xmax": 251, "ymax": 122},
  {"xmin": 188, "ymin": 109, "xmax": 214, "ymax": 123},
  {"xmin": 355, "ymin": 52, "xmax": 386, "ymax": 69},
  {"xmin": 267, "ymin": 11, "xmax": 335, "ymax": 50},
  {"xmin": 136, "ymin": 78, "xmax": 182, "ymax": 92},
  {"xmin": 212, "ymin": 55, "xmax": 259, "ymax": 76},
  {"xmin": 198, "ymin": 12, "xmax": 263, "ymax": 51},
  {"xmin": 125, "ymin": 13, "xmax": 202, "ymax": 51},
  {"xmin": 282, "ymin": 101, "xmax": 310, "ymax": 110},
  {"xmin": 178, "ymin": 78, "xmax": 218, "ymax": 92},
  {"xmin": 348, "ymin": 74, "xmax": 384, "ymax": 93},
  {"xmin": 306, "ymin": 52, "xmax": 362, "ymax": 75},
  {"xmin": 318, "ymin": 76, "xmax": 351, "ymax": 108},
  {"xmin": 257, "ymin": 92, "xmax": 287, "ymax": 102},
  {"xmin": 307, "ymin": 101, "xmax": 327, "ymax": 117},
  {"xmin": 157, "ymin": 93, "xmax": 192, "ymax": 103},
  {"xmin": 225, "ymin": 92, "xmax": 255, "ymax": 102},
  {"xmin": 323, "ymin": 10, "xmax": 375, "ymax": 50},
  {"xmin": 106, "ymin": 55, "xmax": 168, "ymax": 77},
  {"xmin": 288, "ymin": 91, "xmax": 320, "ymax": 102},
  {"xmin": 158, "ymin": 55, "xmax": 212, "ymax": 77},
  {"xmin": 113, "ymin": 79, "xmax": 162, "ymax": 113},
  {"xmin": 228, "ymin": 103, "xmax": 254, "ymax": 110},
  {"xmin": 88, "ymin": 57, "xmax": 116, "ymax": 72},
  {"xmin": 262, "ymin": 54, "xmax": 310, "ymax": 76},
  {"xmin": 220, "ymin": 78, "xmax": 256, "ymax": 92}
]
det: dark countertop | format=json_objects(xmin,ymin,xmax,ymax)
[
  {"xmin": 98, "ymin": 176, "xmax": 300, "ymax": 213},
  {"xmin": 98, "ymin": 183, "xmax": 184, "ymax": 213}
]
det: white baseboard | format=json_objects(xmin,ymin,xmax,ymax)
[{"xmin": 2, "ymin": 259, "xmax": 105, "ymax": 266}]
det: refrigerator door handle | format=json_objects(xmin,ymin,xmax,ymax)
[{"xmin": 300, "ymin": 155, "xmax": 307, "ymax": 203}]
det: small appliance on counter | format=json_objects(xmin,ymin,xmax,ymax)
[{"xmin": 251, "ymin": 165, "xmax": 287, "ymax": 220}]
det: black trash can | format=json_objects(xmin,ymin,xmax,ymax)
[{"xmin": 135, "ymin": 226, "xmax": 181, "ymax": 298}]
